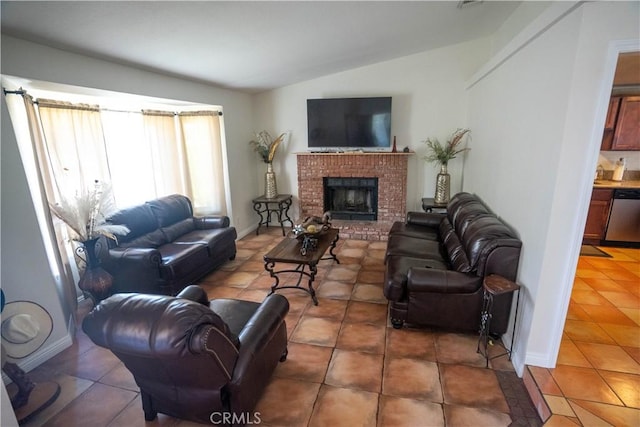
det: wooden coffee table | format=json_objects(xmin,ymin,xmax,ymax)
[{"xmin": 263, "ymin": 228, "xmax": 340, "ymax": 305}]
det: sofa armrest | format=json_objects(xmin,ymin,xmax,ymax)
[
  {"xmin": 384, "ymin": 270, "xmax": 407, "ymax": 302},
  {"xmin": 108, "ymin": 247, "xmax": 162, "ymax": 267},
  {"xmin": 406, "ymin": 211, "xmax": 445, "ymax": 228},
  {"xmin": 105, "ymin": 247, "xmax": 163, "ymax": 293},
  {"xmin": 407, "ymin": 268, "xmax": 482, "ymax": 294},
  {"xmin": 177, "ymin": 285, "xmax": 209, "ymax": 305},
  {"xmin": 194, "ymin": 216, "xmax": 230, "ymax": 229},
  {"xmin": 232, "ymin": 294, "xmax": 289, "ymax": 379}
]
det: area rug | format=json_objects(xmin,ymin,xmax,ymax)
[{"xmin": 580, "ymin": 245, "xmax": 612, "ymax": 258}]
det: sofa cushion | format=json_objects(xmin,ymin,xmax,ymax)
[
  {"xmin": 446, "ymin": 192, "xmax": 479, "ymax": 224},
  {"xmin": 208, "ymin": 298, "xmax": 261, "ymax": 341},
  {"xmin": 159, "ymin": 243, "xmax": 210, "ymax": 280},
  {"xmin": 162, "ymin": 218, "xmax": 196, "ymax": 242},
  {"xmin": 389, "ymin": 221, "xmax": 439, "ymax": 240},
  {"xmin": 439, "ymin": 218, "xmax": 472, "ymax": 273},
  {"xmin": 118, "ymin": 229, "xmax": 168, "ymax": 249},
  {"xmin": 407, "ymin": 270, "xmax": 482, "ymax": 294},
  {"xmin": 385, "ymin": 234, "xmax": 444, "ymax": 261},
  {"xmin": 451, "ymin": 201, "xmax": 492, "ymax": 238},
  {"xmin": 109, "ymin": 204, "xmax": 161, "ymax": 243},
  {"xmin": 384, "ymin": 255, "xmax": 449, "ymax": 301},
  {"xmin": 148, "ymin": 194, "xmax": 193, "ymax": 227},
  {"xmin": 174, "ymin": 228, "xmax": 237, "ymax": 255},
  {"xmin": 461, "ymin": 215, "xmax": 518, "ymax": 270}
]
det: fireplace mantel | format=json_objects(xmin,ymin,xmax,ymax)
[
  {"xmin": 296, "ymin": 152, "xmax": 414, "ymax": 156},
  {"xmin": 296, "ymin": 152, "xmax": 412, "ymax": 240}
]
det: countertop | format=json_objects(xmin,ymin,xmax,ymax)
[{"xmin": 593, "ymin": 179, "xmax": 640, "ymax": 189}]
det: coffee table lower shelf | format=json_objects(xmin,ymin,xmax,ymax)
[{"xmin": 263, "ymin": 228, "xmax": 340, "ymax": 305}]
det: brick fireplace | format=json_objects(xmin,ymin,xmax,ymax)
[{"xmin": 296, "ymin": 152, "xmax": 411, "ymax": 240}]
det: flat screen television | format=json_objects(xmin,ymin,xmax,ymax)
[{"xmin": 307, "ymin": 97, "xmax": 391, "ymax": 151}]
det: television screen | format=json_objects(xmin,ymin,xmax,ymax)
[{"xmin": 307, "ymin": 97, "xmax": 391, "ymax": 150}]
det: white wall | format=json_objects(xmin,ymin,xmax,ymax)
[
  {"xmin": 252, "ymin": 38, "xmax": 492, "ymax": 220},
  {"xmin": 1, "ymin": 35, "xmax": 258, "ymax": 370},
  {"xmin": 465, "ymin": 1, "xmax": 640, "ymax": 372},
  {"xmin": 488, "ymin": 0, "xmax": 549, "ymax": 57}
]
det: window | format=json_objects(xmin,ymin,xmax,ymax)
[
  {"xmin": 33, "ymin": 93, "xmax": 226, "ymax": 215},
  {"xmin": 3, "ymin": 80, "xmax": 228, "ymax": 309}
]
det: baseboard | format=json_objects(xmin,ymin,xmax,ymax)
[
  {"xmin": 524, "ymin": 350, "xmax": 555, "ymax": 368},
  {"xmin": 235, "ymin": 224, "xmax": 258, "ymax": 240}
]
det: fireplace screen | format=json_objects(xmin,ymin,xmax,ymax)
[{"xmin": 323, "ymin": 177, "xmax": 378, "ymax": 220}]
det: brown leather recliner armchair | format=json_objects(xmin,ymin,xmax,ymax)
[{"xmin": 82, "ymin": 285, "xmax": 289, "ymax": 425}]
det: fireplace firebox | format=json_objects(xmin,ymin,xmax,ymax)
[{"xmin": 323, "ymin": 177, "xmax": 378, "ymax": 220}]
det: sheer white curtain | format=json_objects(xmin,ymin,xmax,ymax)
[
  {"xmin": 179, "ymin": 112, "xmax": 227, "ymax": 215},
  {"xmin": 37, "ymin": 99, "xmax": 111, "ymax": 196},
  {"xmin": 105, "ymin": 110, "xmax": 226, "ymax": 212},
  {"xmin": 142, "ymin": 111, "xmax": 188, "ymax": 199},
  {"xmin": 36, "ymin": 99, "xmax": 112, "ymax": 307},
  {"xmin": 34, "ymin": 102, "xmax": 226, "ymax": 215}
]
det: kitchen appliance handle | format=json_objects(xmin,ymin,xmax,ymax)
[{"xmin": 613, "ymin": 189, "xmax": 640, "ymax": 200}]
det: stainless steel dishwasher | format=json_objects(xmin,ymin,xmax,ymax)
[{"xmin": 604, "ymin": 189, "xmax": 640, "ymax": 245}]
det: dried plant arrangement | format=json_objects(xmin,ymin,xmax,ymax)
[
  {"xmin": 49, "ymin": 180, "xmax": 129, "ymax": 242},
  {"xmin": 249, "ymin": 131, "xmax": 286, "ymax": 163}
]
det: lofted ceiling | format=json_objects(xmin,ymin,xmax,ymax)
[{"xmin": 1, "ymin": 1, "xmax": 522, "ymax": 93}]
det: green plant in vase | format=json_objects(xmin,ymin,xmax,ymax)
[{"xmin": 423, "ymin": 128, "xmax": 470, "ymax": 204}]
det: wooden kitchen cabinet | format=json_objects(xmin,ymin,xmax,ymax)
[
  {"xmin": 611, "ymin": 96, "xmax": 640, "ymax": 150},
  {"xmin": 583, "ymin": 188, "xmax": 614, "ymax": 245},
  {"xmin": 605, "ymin": 97, "xmax": 621, "ymax": 130},
  {"xmin": 601, "ymin": 96, "xmax": 621, "ymax": 150}
]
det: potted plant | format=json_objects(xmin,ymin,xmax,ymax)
[{"xmin": 423, "ymin": 128, "xmax": 470, "ymax": 204}]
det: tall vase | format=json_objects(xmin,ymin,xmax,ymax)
[
  {"xmin": 265, "ymin": 162, "xmax": 278, "ymax": 199},
  {"xmin": 77, "ymin": 237, "xmax": 113, "ymax": 304},
  {"xmin": 434, "ymin": 163, "xmax": 450, "ymax": 205}
]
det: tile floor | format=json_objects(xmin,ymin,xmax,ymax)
[
  {"xmin": 13, "ymin": 227, "xmax": 542, "ymax": 426},
  {"xmin": 525, "ymin": 246, "xmax": 640, "ymax": 426}
]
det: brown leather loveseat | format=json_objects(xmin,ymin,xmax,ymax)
[
  {"xmin": 82, "ymin": 285, "xmax": 289, "ymax": 425},
  {"xmin": 384, "ymin": 192, "xmax": 522, "ymax": 334},
  {"xmin": 103, "ymin": 194, "xmax": 237, "ymax": 296}
]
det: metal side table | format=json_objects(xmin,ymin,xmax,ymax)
[
  {"xmin": 421, "ymin": 197, "xmax": 448, "ymax": 213},
  {"xmin": 252, "ymin": 194, "xmax": 293, "ymax": 236},
  {"xmin": 477, "ymin": 274, "xmax": 521, "ymax": 368}
]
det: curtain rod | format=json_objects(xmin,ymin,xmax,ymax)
[
  {"xmin": 3, "ymin": 89, "xmax": 27, "ymax": 95},
  {"xmin": 2, "ymin": 87, "xmax": 223, "ymax": 116}
]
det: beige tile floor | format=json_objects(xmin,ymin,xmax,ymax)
[
  {"xmin": 525, "ymin": 246, "xmax": 640, "ymax": 426},
  {"xmin": 13, "ymin": 227, "xmax": 541, "ymax": 426}
]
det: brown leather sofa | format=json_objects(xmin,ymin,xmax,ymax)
[
  {"xmin": 102, "ymin": 194, "xmax": 237, "ymax": 296},
  {"xmin": 82, "ymin": 285, "xmax": 289, "ymax": 425},
  {"xmin": 384, "ymin": 192, "xmax": 522, "ymax": 334}
]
